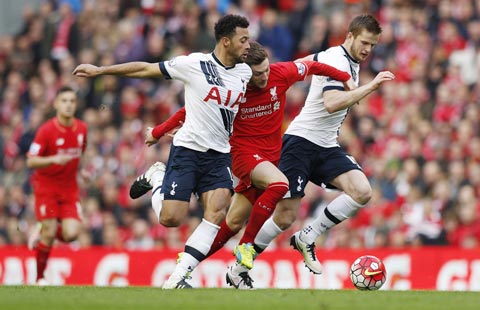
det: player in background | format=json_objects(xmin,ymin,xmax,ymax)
[
  {"xmin": 133, "ymin": 42, "xmax": 353, "ymax": 289},
  {"xmin": 227, "ymin": 14, "xmax": 396, "ymax": 280},
  {"xmin": 73, "ymin": 14, "xmax": 251, "ymax": 289},
  {"xmin": 27, "ymin": 86, "xmax": 88, "ymax": 285}
]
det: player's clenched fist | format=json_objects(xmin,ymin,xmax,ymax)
[{"xmin": 72, "ymin": 64, "xmax": 103, "ymax": 77}]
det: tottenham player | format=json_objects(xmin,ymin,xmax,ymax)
[
  {"xmin": 132, "ymin": 42, "xmax": 353, "ymax": 288},
  {"xmin": 73, "ymin": 14, "xmax": 252, "ymax": 289},
  {"xmin": 228, "ymin": 14, "xmax": 395, "ymax": 279},
  {"xmin": 27, "ymin": 86, "xmax": 88, "ymax": 285}
]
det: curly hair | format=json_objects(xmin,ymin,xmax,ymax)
[{"xmin": 214, "ymin": 14, "xmax": 249, "ymax": 41}]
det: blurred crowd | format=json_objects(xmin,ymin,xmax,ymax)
[{"xmin": 1, "ymin": 0, "xmax": 480, "ymax": 252}]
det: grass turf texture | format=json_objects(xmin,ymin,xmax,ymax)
[{"xmin": 1, "ymin": 286, "xmax": 478, "ymax": 310}]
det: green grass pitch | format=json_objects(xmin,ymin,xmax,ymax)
[{"xmin": 1, "ymin": 286, "xmax": 478, "ymax": 310}]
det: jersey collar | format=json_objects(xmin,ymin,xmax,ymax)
[
  {"xmin": 54, "ymin": 117, "xmax": 77, "ymax": 132},
  {"xmin": 340, "ymin": 45, "xmax": 359, "ymax": 64},
  {"xmin": 211, "ymin": 52, "xmax": 236, "ymax": 70}
]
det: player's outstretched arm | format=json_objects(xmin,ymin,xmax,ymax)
[
  {"xmin": 72, "ymin": 62, "xmax": 162, "ymax": 78},
  {"xmin": 302, "ymin": 60, "xmax": 351, "ymax": 82},
  {"xmin": 323, "ymin": 70, "xmax": 395, "ymax": 113}
]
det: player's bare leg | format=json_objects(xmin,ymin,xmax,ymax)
[
  {"xmin": 59, "ymin": 218, "xmax": 82, "ymax": 242},
  {"xmin": 234, "ymin": 162, "xmax": 289, "ymax": 269},
  {"xmin": 207, "ymin": 193, "xmax": 252, "ymax": 257},
  {"xmin": 293, "ymin": 170, "xmax": 371, "ymax": 274}
]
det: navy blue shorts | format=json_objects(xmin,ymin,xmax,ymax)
[
  {"xmin": 161, "ymin": 145, "xmax": 234, "ymax": 202},
  {"xmin": 278, "ymin": 134, "xmax": 362, "ymax": 198}
]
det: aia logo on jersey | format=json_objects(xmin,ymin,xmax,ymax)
[
  {"xmin": 270, "ymin": 87, "xmax": 278, "ymax": 102},
  {"xmin": 203, "ymin": 87, "xmax": 244, "ymax": 109},
  {"xmin": 56, "ymin": 138, "xmax": 65, "ymax": 146}
]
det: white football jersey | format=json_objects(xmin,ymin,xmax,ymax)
[
  {"xmin": 160, "ymin": 52, "xmax": 251, "ymax": 153},
  {"xmin": 285, "ymin": 46, "xmax": 360, "ymax": 147}
]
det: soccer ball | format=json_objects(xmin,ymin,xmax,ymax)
[{"xmin": 350, "ymin": 255, "xmax": 387, "ymax": 290}]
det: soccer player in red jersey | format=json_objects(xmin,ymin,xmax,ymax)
[
  {"xmin": 135, "ymin": 42, "xmax": 353, "ymax": 288},
  {"xmin": 26, "ymin": 86, "xmax": 88, "ymax": 285}
]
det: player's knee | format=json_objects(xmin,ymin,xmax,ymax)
[
  {"xmin": 41, "ymin": 230, "xmax": 56, "ymax": 241},
  {"xmin": 40, "ymin": 224, "xmax": 56, "ymax": 240},
  {"xmin": 226, "ymin": 216, "xmax": 244, "ymax": 233},
  {"xmin": 62, "ymin": 231, "xmax": 79, "ymax": 242},
  {"xmin": 160, "ymin": 202, "xmax": 188, "ymax": 227},
  {"xmin": 204, "ymin": 208, "xmax": 227, "ymax": 226},
  {"xmin": 273, "ymin": 209, "xmax": 296, "ymax": 230},
  {"xmin": 160, "ymin": 214, "xmax": 182, "ymax": 227},
  {"xmin": 351, "ymin": 184, "xmax": 372, "ymax": 206}
]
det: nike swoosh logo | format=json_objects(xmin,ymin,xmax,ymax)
[{"xmin": 364, "ymin": 269, "xmax": 383, "ymax": 276}]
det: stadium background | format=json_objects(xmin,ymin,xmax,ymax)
[{"xmin": 0, "ymin": 0, "xmax": 479, "ymax": 289}]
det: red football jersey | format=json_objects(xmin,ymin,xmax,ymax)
[
  {"xmin": 27, "ymin": 118, "xmax": 87, "ymax": 189},
  {"xmin": 230, "ymin": 62, "xmax": 308, "ymax": 160}
]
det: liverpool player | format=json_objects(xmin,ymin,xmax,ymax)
[
  {"xmin": 132, "ymin": 42, "xmax": 353, "ymax": 288},
  {"xmin": 27, "ymin": 86, "xmax": 88, "ymax": 285}
]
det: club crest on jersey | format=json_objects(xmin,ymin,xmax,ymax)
[
  {"xmin": 56, "ymin": 138, "xmax": 65, "ymax": 146},
  {"xmin": 201, "ymin": 60, "xmax": 224, "ymax": 86}
]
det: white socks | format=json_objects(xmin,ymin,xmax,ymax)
[
  {"xmin": 301, "ymin": 194, "xmax": 363, "ymax": 244},
  {"xmin": 253, "ymin": 217, "xmax": 284, "ymax": 251},
  {"xmin": 172, "ymin": 219, "xmax": 220, "ymax": 278}
]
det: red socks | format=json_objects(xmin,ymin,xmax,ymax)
[
  {"xmin": 206, "ymin": 220, "xmax": 236, "ymax": 257},
  {"xmin": 239, "ymin": 182, "xmax": 289, "ymax": 245},
  {"xmin": 206, "ymin": 182, "xmax": 289, "ymax": 257},
  {"xmin": 36, "ymin": 242, "xmax": 51, "ymax": 281}
]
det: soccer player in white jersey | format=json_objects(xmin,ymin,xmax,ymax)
[
  {"xmin": 73, "ymin": 14, "xmax": 252, "ymax": 289},
  {"xmin": 227, "ymin": 14, "xmax": 395, "ymax": 279}
]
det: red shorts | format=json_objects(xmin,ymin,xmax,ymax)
[
  {"xmin": 231, "ymin": 150, "xmax": 279, "ymax": 204},
  {"xmin": 33, "ymin": 182, "xmax": 82, "ymax": 221}
]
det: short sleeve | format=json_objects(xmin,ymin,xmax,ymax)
[
  {"xmin": 159, "ymin": 55, "xmax": 194, "ymax": 82},
  {"xmin": 317, "ymin": 51, "xmax": 351, "ymax": 91},
  {"xmin": 27, "ymin": 126, "xmax": 48, "ymax": 157}
]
